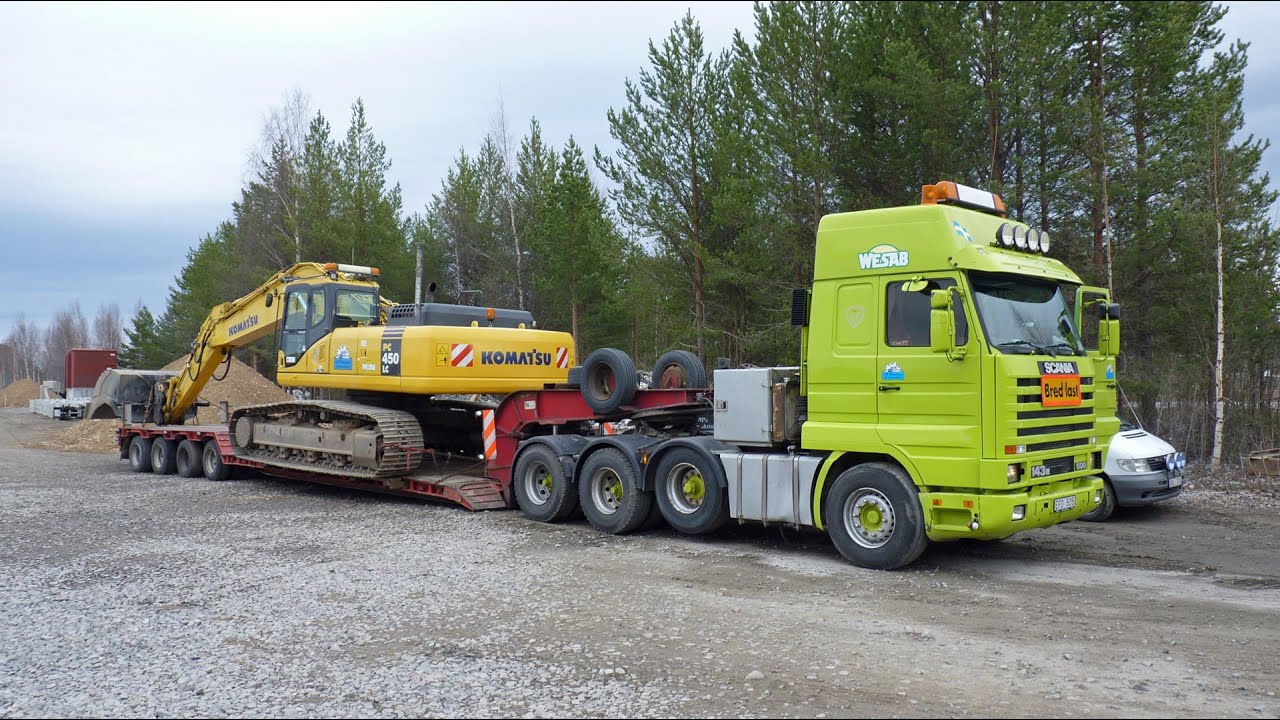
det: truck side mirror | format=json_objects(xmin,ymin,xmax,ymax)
[
  {"xmin": 929, "ymin": 289, "xmax": 960, "ymax": 356},
  {"xmin": 1098, "ymin": 318, "xmax": 1121, "ymax": 357}
]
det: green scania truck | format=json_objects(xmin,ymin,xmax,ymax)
[{"xmin": 501, "ymin": 180, "xmax": 1122, "ymax": 569}]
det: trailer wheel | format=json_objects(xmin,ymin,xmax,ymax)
[
  {"xmin": 580, "ymin": 348, "xmax": 637, "ymax": 414},
  {"xmin": 513, "ymin": 445, "xmax": 578, "ymax": 522},
  {"xmin": 202, "ymin": 441, "xmax": 231, "ymax": 482},
  {"xmin": 150, "ymin": 438, "xmax": 178, "ymax": 475},
  {"xmin": 823, "ymin": 463, "xmax": 928, "ymax": 570},
  {"xmin": 1080, "ymin": 479, "xmax": 1116, "ymax": 522},
  {"xmin": 578, "ymin": 448, "xmax": 651, "ymax": 534},
  {"xmin": 654, "ymin": 447, "xmax": 728, "ymax": 534},
  {"xmin": 652, "ymin": 350, "xmax": 708, "ymax": 389},
  {"xmin": 127, "ymin": 436, "xmax": 153, "ymax": 473},
  {"xmin": 176, "ymin": 439, "xmax": 204, "ymax": 478}
]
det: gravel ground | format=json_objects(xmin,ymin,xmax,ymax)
[{"xmin": 2, "ymin": 408, "xmax": 1279, "ymax": 718}]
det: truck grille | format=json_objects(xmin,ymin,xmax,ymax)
[
  {"xmin": 1147, "ymin": 456, "xmax": 1168, "ymax": 472},
  {"xmin": 1006, "ymin": 371, "xmax": 1097, "ymax": 461}
]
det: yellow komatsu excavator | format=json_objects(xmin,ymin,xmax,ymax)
[{"xmin": 104, "ymin": 261, "xmax": 575, "ymax": 479}]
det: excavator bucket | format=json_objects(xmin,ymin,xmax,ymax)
[{"xmin": 86, "ymin": 368, "xmax": 177, "ymax": 420}]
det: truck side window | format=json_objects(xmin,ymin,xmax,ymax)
[{"xmin": 885, "ymin": 279, "xmax": 968, "ymax": 347}]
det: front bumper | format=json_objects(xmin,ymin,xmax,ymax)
[
  {"xmin": 921, "ymin": 475, "xmax": 1105, "ymax": 541},
  {"xmin": 1110, "ymin": 470, "xmax": 1183, "ymax": 507}
]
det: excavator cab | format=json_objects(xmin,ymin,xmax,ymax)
[{"xmin": 280, "ymin": 284, "xmax": 379, "ymax": 367}]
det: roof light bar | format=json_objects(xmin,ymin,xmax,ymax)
[{"xmin": 921, "ymin": 180, "xmax": 1008, "ymax": 217}]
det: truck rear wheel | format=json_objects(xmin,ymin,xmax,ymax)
[
  {"xmin": 513, "ymin": 445, "xmax": 578, "ymax": 522},
  {"xmin": 823, "ymin": 463, "xmax": 928, "ymax": 570},
  {"xmin": 580, "ymin": 349, "xmax": 637, "ymax": 414},
  {"xmin": 150, "ymin": 438, "xmax": 178, "ymax": 475},
  {"xmin": 578, "ymin": 448, "xmax": 651, "ymax": 534},
  {"xmin": 654, "ymin": 447, "xmax": 728, "ymax": 534},
  {"xmin": 127, "ymin": 436, "xmax": 153, "ymax": 473},
  {"xmin": 202, "ymin": 441, "xmax": 231, "ymax": 481},
  {"xmin": 176, "ymin": 439, "xmax": 204, "ymax": 478}
]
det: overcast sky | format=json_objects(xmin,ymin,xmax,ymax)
[{"xmin": 2, "ymin": 1, "xmax": 1277, "ymax": 331}]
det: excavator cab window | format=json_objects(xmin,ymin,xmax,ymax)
[
  {"xmin": 282, "ymin": 290, "xmax": 310, "ymax": 365},
  {"xmin": 334, "ymin": 290, "xmax": 377, "ymax": 329}
]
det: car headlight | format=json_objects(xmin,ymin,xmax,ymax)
[{"xmin": 1116, "ymin": 458, "xmax": 1150, "ymax": 473}]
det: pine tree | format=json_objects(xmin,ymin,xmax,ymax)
[
  {"xmin": 119, "ymin": 305, "xmax": 167, "ymax": 370},
  {"xmin": 597, "ymin": 11, "xmax": 731, "ymax": 363}
]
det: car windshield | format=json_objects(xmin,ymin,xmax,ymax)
[{"xmin": 969, "ymin": 271, "xmax": 1084, "ymax": 356}]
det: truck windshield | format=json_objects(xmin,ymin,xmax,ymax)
[{"xmin": 969, "ymin": 272, "xmax": 1084, "ymax": 356}]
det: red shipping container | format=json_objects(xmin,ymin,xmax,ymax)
[{"xmin": 65, "ymin": 348, "xmax": 118, "ymax": 390}]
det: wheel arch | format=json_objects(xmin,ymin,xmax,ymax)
[
  {"xmin": 643, "ymin": 436, "xmax": 733, "ymax": 492},
  {"xmin": 513, "ymin": 434, "xmax": 591, "ymax": 483},
  {"xmin": 812, "ymin": 449, "xmax": 921, "ymax": 530},
  {"xmin": 574, "ymin": 435, "xmax": 656, "ymax": 489}
]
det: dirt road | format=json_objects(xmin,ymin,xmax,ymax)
[{"xmin": 1, "ymin": 408, "xmax": 1277, "ymax": 718}]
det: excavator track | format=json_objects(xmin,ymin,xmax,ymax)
[{"xmin": 230, "ymin": 400, "xmax": 424, "ymax": 479}]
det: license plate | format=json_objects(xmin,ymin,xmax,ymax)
[
  {"xmin": 1041, "ymin": 375, "xmax": 1082, "ymax": 407},
  {"xmin": 1169, "ymin": 474, "xmax": 1183, "ymax": 488},
  {"xmin": 1053, "ymin": 495, "xmax": 1076, "ymax": 513}
]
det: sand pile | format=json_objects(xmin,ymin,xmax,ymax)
[
  {"xmin": 0, "ymin": 379, "xmax": 42, "ymax": 407},
  {"xmin": 162, "ymin": 354, "xmax": 291, "ymax": 424},
  {"xmin": 37, "ymin": 419, "xmax": 121, "ymax": 454}
]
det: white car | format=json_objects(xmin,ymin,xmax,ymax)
[{"xmin": 1082, "ymin": 421, "xmax": 1187, "ymax": 522}]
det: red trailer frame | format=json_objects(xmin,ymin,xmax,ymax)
[{"xmin": 116, "ymin": 388, "xmax": 707, "ymax": 512}]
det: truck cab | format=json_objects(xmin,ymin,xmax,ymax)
[{"xmin": 795, "ymin": 182, "xmax": 1113, "ymax": 565}]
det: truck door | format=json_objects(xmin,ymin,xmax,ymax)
[
  {"xmin": 805, "ymin": 279, "xmax": 879, "ymax": 431},
  {"xmin": 876, "ymin": 275, "xmax": 982, "ymax": 472}
]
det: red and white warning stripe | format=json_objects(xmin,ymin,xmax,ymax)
[
  {"xmin": 451, "ymin": 343, "xmax": 474, "ymax": 367},
  {"xmin": 601, "ymin": 422, "xmax": 615, "ymax": 435},
  {"xmin": 482, "ymin": 409, "xmax": 497, "ymax": 461},
  {"xmin": 555, "ymin": 346, "xmax": 569, "ymax": 369}
]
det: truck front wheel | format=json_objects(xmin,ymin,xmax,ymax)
[
  {"xmin": 513, "ymin": 445, "xmax": 578, "ymax": 522},
  {"xmin": 824, "ymin": 463, "xmax": 928, "ymax": 570},
  {"xmin": 578, "ymin": 448, "xmax": 651, "ymax": 534}
]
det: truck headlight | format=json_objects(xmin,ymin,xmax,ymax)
[
  {"xmin": 1007, "ymin": 464, "xmax": 1022, "ymax": 484},
  {"xmin": 1012, "ymin": 504, "xmax": 1026, "ymax": 521}
]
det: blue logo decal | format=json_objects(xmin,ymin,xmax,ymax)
[
  {"xmin": 952, "ymin": 221, "xmax": 974, "ymax": 243},
  {"xmin": 881, "ymin": 361, "xmax": 905, "ymax": 381},
  {"xmin": 334, "ymin": 345, "xmax": 353, "ymax": 371},
  {"xmin": 1105, "ymin": 364, "xmax": 1115, "ymax": 380}
]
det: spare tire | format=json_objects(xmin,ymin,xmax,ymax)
[
  {"xmin": 580, "ymin": 348, "xmax": 638, "ymax": 414},
  {"xmin": 652, "ymin": 350, "xmax": 708, "ymax": 389}
]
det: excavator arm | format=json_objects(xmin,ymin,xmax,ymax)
[{"xmin": 158, "ymin": 262, "xmax": 382, "ymax": 424}]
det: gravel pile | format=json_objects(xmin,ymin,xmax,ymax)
[
  {"xmin": 36, "ymin": 418, "xmax": 121, "ymax": 453},
  {"xmin": 161, "ymin": 355, "xmax": 290, "ymax": 424},
  {"xmin": 0, "ymin": 450, "xmax": 681, "ymax": 718},
  {"xmin": 0, "ymin": 379, "xmax": 41, "ymax": 408}
]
